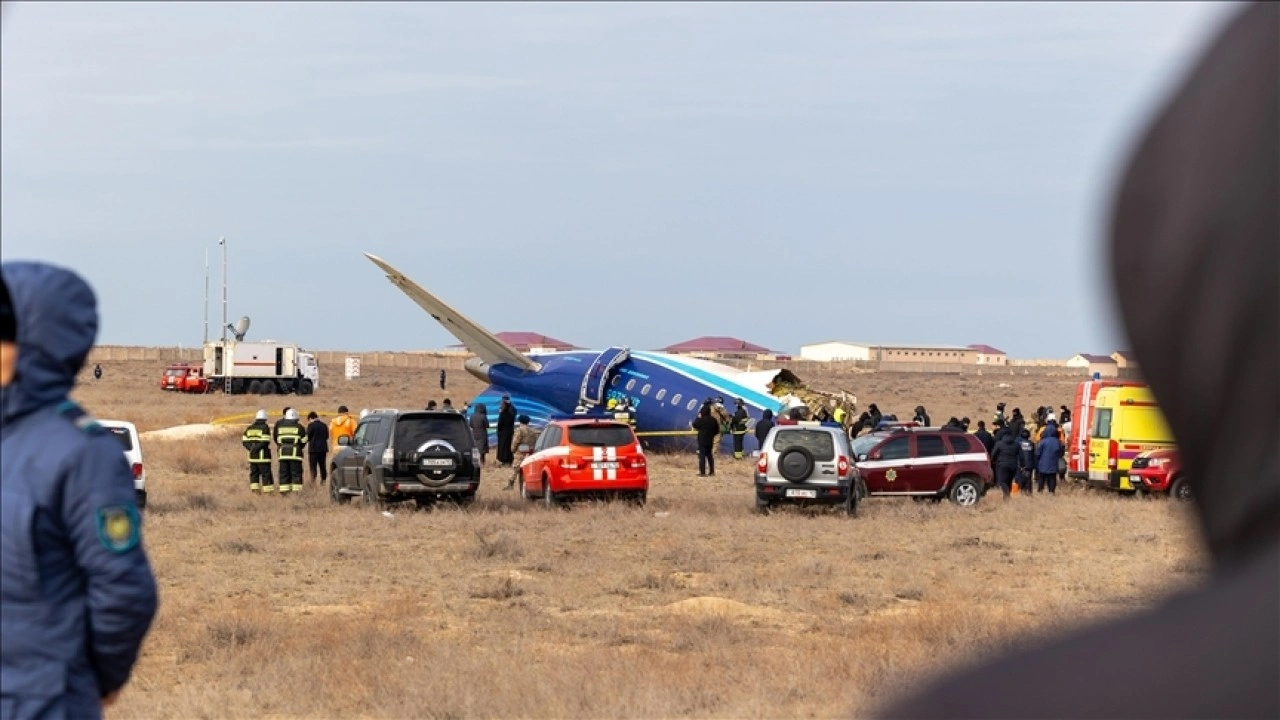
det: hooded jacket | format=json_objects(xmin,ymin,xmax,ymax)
[
  {"xmin": 989, "ymin": 428, "xmax": 1019, "ymax": 470},
  {"xmin": 754, "ymin": 409, "xmax": 775, "ymax": 447},
  {"xmin": 0, "ymin": 263, "xmax": 158, "ymax": 718},
  {"xmin": 469, "ymin": 404, "xmax": 490, "ymax": 454},
  {"xmin": 1034, "ymin": 425, "xmax": 1065, "ymax": 475},
  {"xmin": 878, "ymin": 5, "xmax": 1278, "ymax": 717}
]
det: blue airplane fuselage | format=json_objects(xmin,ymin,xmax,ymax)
[{"xmin": 469, "ymin": 351, "xmax": 788, "ymax": 454}]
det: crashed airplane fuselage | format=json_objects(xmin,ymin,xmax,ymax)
[{"xmin": 365, "ymin": 253, "xmax": 855, "ymax": 453}]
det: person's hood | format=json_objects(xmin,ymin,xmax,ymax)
[
  {"xmin": 762, "ymin": 409, "xmax": 773, "ymax": 420},
  {"xmin": 1044, "ymin": 426, "xmax": 1059, "ymax": 440},
  {"xmin": 994, "ymin": 428, "xmax": 1011, "ymax": 442},
  {"xmin": 1109, "ymin": 0, "xmax": 1278, "ymax": 570},
  {"xmin": 0, "ymin": 262, "xmax": 98, "ymax": 423}
]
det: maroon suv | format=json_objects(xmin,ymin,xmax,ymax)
[{"xmin": 849, "ymin": 427, "xmax": 993, "ymax": 506}]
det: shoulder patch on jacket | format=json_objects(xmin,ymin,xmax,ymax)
[
  {"xmin": 56, "ymin": 400, "xmax": 104, "ymax": 435},
  {"xmin": 97, "ymin": 504, "xmax": 141, "ymax": 553}
]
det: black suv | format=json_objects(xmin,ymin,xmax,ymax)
[{"xmin": 330, "ymin": 409, "xmax": 481, "ymax": 508}]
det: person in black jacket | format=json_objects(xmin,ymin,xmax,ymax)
[
  {"xmin": 989, "ymin": 428, "xmax": 1019, "ymax": 498},
  {"xmin": 753, "ymin": 408, "xmax": 775, "ymax": 454},
  {"xmin": 973, "ymin": 420, "xmax": 995, "ymax": 455},
  {"xmin": 494, "ymin": 396, "xmax": 516, "ymax": 466},
  {"xmin": 1008, "ymin": 407, "xmax": 1025, "ymax": 440},
  {"xmin": 305, "ymin": 411, "xmax": 329, "ymax": 485},
  {"xmin": 691, "ymin": 405, "xmax": 720, "ymax": 477},
  {"xmin": 867, "ymin": 403, "xmax": 882, "ymax": 431},
  {"xmin": 469, "ymin": 403, "xmax": 490, "ymax": 466},
  {"xmin": 913, "ymin": 405, "xmax": 931, "ymax": 427},
  {"xmin": 1017, "ymin": 428, "xmax": 1036, "ymax": 494},
  {"xmin": 878, "ymin": 5, "xmax": 1278, "ymax": 717}
]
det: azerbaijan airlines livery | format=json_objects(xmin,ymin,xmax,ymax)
[{"xmin": 365, "ymin": 254, "xmax": 814, "ymax": 453}]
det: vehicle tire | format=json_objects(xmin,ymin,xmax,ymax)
[
  {"xmin": 136, "ymin": 490, "xmax": 147, "ymax": 510},
  {"xmin": 248, "ymin": 380, "xmax": 262, "ymax": 395},
  {"xmin": 948, "ymin": 476, "xmax": 981, "ymax": 507},
  {"xmin": 298, "ymin": 379, "xmax": 314, "ymax": 396},
  {"xmin": 519, "ymin": 476, "xmax": 532, "ymax": 502},
  {"xmin": 330, "ymin": 469, "xmax": 350, "ymax": 504},
  {"xmin": 260, "ymin": 381, "xmax": 276, "ymax": 395},
  {"xmin": 414, "ymin": 497, "xmax": 435, "ymax": 510},
  {"xmin": 754, "ymin": 497, "xmax": 772, "ymax": 515},
  {"xmin": 542, "ymin": 479, "xmax": 558, "ymax": 508},
  {"xmin": 1170, "ymin": 476, "xmax": 1193, "ymax": 501},
  {"xmin": 633, "ymin": 491, "xmax": 647, "ymax": 507},
  {"xmin": 843, "ymin": 487, "xmax": 857, "ymax": 517},
  {"xmin": 777, "ymin": 447, "xmax": 816, "ymax": 482},
  {"xmin": 361, "ymin": 471, "xmax": 382, "ymax": 509},
  {"xmin": 856, "ymin": 476, "xmax": 868, "ymax": 500}
]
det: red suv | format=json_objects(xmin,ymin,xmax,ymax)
[
  {"xmin": 1128, "ymin": 448, "xmax": 1189, "ymax": 500},
  {"xmin": 850, "ymin": 428, "xmax": 993, "ymax": 506},
  {"xmin": 517, "ymin": 419, "xmax": 648, "ymax": 506}
]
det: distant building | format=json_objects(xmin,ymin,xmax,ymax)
[
  {"xmin": 450, "ymin": 332, "xmax": 579, "ymax": 354},
  {"xmin": 661, "ymin": 336, "xmax": 780, "ymax": 361},
  {"xmin": 1111, "ymin": 350, "xmax": 1140, "ymax": 370},
  {"xmin": 967, "ymin": 344, "xmax": 1008, "ymax": 366},
  {"xmin": 800, "ymin": 341, "xmax": 973, "ymax": 364},
  {"xmin": 1067, "ymin": 353, "xmax": 1119, "ymax": 378}
]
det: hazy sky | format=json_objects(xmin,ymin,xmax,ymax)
[{"xmin": 1, "ymin": 2, "xmax": 1240, "ymax": 357}]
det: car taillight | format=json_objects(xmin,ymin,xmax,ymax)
[
  {"xmin": 472, "ymin": 449, "xmax": 481, "ymax": 466},
  {"xmin": 559, "ymin": 457, "xmax": 581, "ymax": 470},
  {"xmin": 131, "ymin": 463, "xmax": 143, "ymax": 479},
  {"xmin": 837, "ymin": 456, "xmax": 849, "ymax": 474},
  {"xmin": 382, "ymin": 448, "xmax": 395, "ymax": 465},
  {"xmin": 757, "ymin": 454, "xmax": 768, "ymax": 473},
  {"xmin": 1107, "ymin": 440, "xmax": 1118, "ymax": 469},
  {"xmin": 629, "ymin": 456, "xmax": 646, "ymax": 469}
]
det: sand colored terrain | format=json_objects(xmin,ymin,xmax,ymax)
[{"xmin": 69, "ymin": 360, "xmax": 1204, "ymax": 718}]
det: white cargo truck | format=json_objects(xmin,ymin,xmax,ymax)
[{"xmin": 203, "ymin": 340, "xmax": 320, "ymax": 395}]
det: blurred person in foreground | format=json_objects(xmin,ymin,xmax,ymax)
[
  {"xmin": 0, "ymin": 262, "xmax": 159, "ymax": 718},
  {"xmin": 877, "ymin": 4, "xmax": 1277, "ymax": 717}
]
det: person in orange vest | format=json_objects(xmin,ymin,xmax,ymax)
[{"xmin": 329, "ymin": 404, "xmax": 357, "ymax": 451}]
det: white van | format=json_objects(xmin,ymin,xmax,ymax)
[{"xmin": 99, "ymin": 420, "xmax": 146, "ymax": 508}]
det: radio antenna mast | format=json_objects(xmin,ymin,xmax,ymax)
[
  {"xmin": 220, "ymin": 236, "xmax": 228, "ymax": 343},
  {"xmin": 203, "ymin": 247, "xmax": 210, "ymax": 344}
]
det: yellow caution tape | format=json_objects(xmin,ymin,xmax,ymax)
[{"xmin": 211, "ymin": 410, "xmax": 338, "ymax": 426}]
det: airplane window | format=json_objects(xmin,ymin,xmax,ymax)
[
  {"xmin": 656, "ymin": 389, "xmax": 667, "ymax": 401},
  {"xmin": 641, "ymin": 384, "xmax": 651, "ymax": 396},
  {"xmin": 626, "ymin": 379, "xmax": 636, "ymax": 391},
  {"xmin": 686, "ymin": 399, "xmax": 697, "ymax": 411},
  {"xmin": 671, "ymin": 393, "xmax": 681, "ymax": 405},
  {"xmin": 610, "ymin": 375, "xmax": 620, "ymax": 387}
]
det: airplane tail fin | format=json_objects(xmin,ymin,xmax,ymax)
[{"xmin": 364, "ymin": 254, "xmax": 539, "ymax": 372}]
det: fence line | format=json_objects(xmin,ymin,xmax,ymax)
[{"xmin": 86, "ymin": 345, "xmax": 1094, "ymax": 377}]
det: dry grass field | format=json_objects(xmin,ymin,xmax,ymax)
[{"xmin": 70, "ymin": 359, "xmax": 1207, "ymax": 719}]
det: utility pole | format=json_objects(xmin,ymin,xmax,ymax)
[
  {"xmin": 220, "ymin": 236, "xmax": 227, "ymax": 343},
  {"xmin": 203, "ymin": 247, "xmax": 210, "ymax": 345}
]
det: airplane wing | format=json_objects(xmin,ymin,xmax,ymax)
[{"xmin": 364, "ymin": 253, "xmax": 540, "ymax": 372}]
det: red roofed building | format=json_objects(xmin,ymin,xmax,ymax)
[
  {"xmin": 660, "ymin": 336, "xmax": 780, "ymax": 361},
  {"xmin": 450, "ymin": 332, "xmax": 579, "ymax": 353},
  {"xmin": 1067, "ymin": 353, "xmax": 1120, "ymax": 378},
  {"xmin": 967, "ymin": 344, "xmax": 1007, "ymax": 366}
]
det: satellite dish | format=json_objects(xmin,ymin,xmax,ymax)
[{"xmin": 227, "ymin": 316, "xmax": 251, "ymax": 341}]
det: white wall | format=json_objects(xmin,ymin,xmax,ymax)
[{"xmin": 799, "ymin": 342, "xmax": 872, "ymax": 362}]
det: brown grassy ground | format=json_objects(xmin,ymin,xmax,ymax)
[{"xmin": 71, "ymin": 360, "xmax": 1207, "ymax": 719}]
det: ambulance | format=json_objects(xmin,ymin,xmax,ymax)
[
  {"xmin": 1068, "ymin": 379, "xmax": 1142, "ymax": 479},
  {"xmin": 1086, "ymin": 385, "xmax": 1176, "ymax": 492}
]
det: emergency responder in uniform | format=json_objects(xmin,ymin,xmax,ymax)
[
  {"xmin": 274, "ymin": 408, "xmax": 306, "ymax": 494},
  {"xmin": 994, "ymin": 402, "xmax": 1007, "ymax": 425},
  {"xmin": 1017, "ymin": 428, "xmax": 1036, "ymax": 494},
  {"xmin": 243, "ymin": 409, "xmax": 274, "ymax": 493},
  {"xmin": 0, "ymin": 262, "xmax": 158, "ymax": 717},
  {"xmin": 329, "ymin": 404, "xmax": 356, "ymax": 451},
  {"xmin": 613, "ymin": 396, "xmax": 637, "ymax": 428},
  {"xmin": 507, "ymin": 414, "xmax": 539, "ymax": 489},
  {"xmin": 730, "ymin": 399, "xmax": 750, "ymax": 459},
  {"xmin": 710, "ymin": 397, "xmax": 731, "ymax": 452}
]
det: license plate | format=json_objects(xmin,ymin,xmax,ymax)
[
  {"xmin": 592, "ymin": 461, "xmax": 619, "ymax": 470},
  {"xmin": 786, "ymin": 489, "xmax": 817, "ymax": 498},
  {"xmin": 420, "ymin": 459, "xmax": 453, "ymax": 467}
]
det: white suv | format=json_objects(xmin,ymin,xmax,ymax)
[{"xmin": 99, "ymin": 420, "xmax": 146, "ymax": 508}]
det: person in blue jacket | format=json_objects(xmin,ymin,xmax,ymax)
[
  {"xmin": 1034, "ymin": 422, "xmax": 1065, "ymax": 494},
  {"xmin": 0, "ymin": 262, "xmax": 158, "ymax": 719}
]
